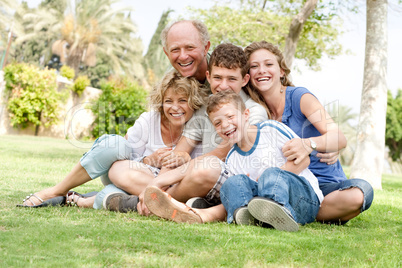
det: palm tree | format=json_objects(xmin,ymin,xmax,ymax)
[
  {"xmin": 0, "ymin": 0, "xmax": 17, "ymax": 33},
  {"xmin": 143, "ymin": 10, "xmax": 172, "ymax": 86},
  {"xmin": 1, "ymin": 0, "xmax": 19, "ymax": 66},
  {"xmin": 15, "ymin": 0, "xmax": 144, "ymax": 80}
]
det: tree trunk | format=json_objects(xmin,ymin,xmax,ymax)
[
  {"xmin": 350, "ymin": 0, "xmax": 388, "ymax": 190},
  {"xmin": 283, "ymin": 0, "xmax": 318, "ymax": 68}
]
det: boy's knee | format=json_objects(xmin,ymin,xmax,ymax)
[
  {"xmin": 221, "ymin": 174, "xmax": 249, "ymax": 193},
  {"xmin": 259, "ymin": 167, "xmax": 282, "ymax": 184},
  {"xmin": 190, "ymin": 156, "xmax": 222, "ymax": 186},
  {"xmin": 191, "ymin": 165, "xmax": 221, "ymax": 189},
  {"xmin": 260, "ymin": 167, "xmax": 281, "ymax": 178}
]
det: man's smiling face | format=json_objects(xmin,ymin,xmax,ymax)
[{"xmin": 163, "ymin": 21, "xmax": 209, "ymax": 81}]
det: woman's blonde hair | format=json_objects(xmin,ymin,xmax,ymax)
[
  {"xmin": 243, "ymin": 41, "xmax": 295, "ymax": 119},
  {"xmin": 149, "ymin": 70, "xmax": 207, "ymax": 116}
]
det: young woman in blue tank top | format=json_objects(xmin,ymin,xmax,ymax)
[{"xmin": 243, "ymin": 41, "xmax": 373, "ymax": 224}]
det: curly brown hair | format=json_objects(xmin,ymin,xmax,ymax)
[
  {"xmin": 148, "ymin": 70, "xmax": 207, "ymax": 116},
  {"xmin": 208, "ymin": 43, "xmax": 249, "ymax": 77}
]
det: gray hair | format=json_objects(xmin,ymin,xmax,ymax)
[{"xmin": 161, "ymin": 20, "xmax": 210, "ymax": 49}]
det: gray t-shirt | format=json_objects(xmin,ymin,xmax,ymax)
[{"xmin": 183, "ymin": 90, "xmax": 268, "ymax": 154}]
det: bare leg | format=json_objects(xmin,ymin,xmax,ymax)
[
  {"xmin": 66, "ymin": 195, "xmax": 96, "ymax": 208},
  {"xmin": 316, "ymin": 187, "xmax": 364, "ymax": 222},
  {"xmin": 165, "ymin": 156, "xmax": 222, "ymax": 202},
  {"xmin": 108, "ymin": 160, "xmax": 155, "ymax": 196},
  {"xmin": 23, "ymin": 162, "xmax": 92, "ymax": 206},
  {"xmin": 195, "ymin": 204, "xmax": 226, "ymax": 223}
]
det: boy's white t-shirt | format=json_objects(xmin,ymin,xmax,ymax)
[
  {"xmin": 126, "ymin": 111, "xmax": 202, "ymax": 160},
  {"xmin": 225, "ymin": 120, "xmax": 324, "ymax": 203},
  {"xmin": 182, "ymin": 89, "xmax": 268, "ymax": 154}
]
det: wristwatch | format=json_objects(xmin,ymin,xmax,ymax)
[{"xmin": 309, "ymin": 138, "xmax": 317, "ymax": 150}]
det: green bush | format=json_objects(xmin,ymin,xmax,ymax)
[
  {"xmin": 60, "ymin": 65, "xmax": 75, "ymax": 80},
  {"xmin": 386, "ymin": 89, "xmax": 402, "ymax": 161},
  {"xmin": 91, "ymin": 78, "xmax": 148, "ymax": 138},
  {"xmin": 71, "ymin": 75, "xmax": 90, "ymax": 96},
  {"xmin": 3, "ymin": 63, "xmax": 61, "ymax": 134}
]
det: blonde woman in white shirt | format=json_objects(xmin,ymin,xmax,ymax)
[{"xmin": 19, "ymin": 70, "xmax": 206, "ymax": 209}]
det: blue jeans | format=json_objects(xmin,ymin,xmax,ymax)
[
  {"xmin": 220, "ymin": 167, "xmax": 320, "ymax": 224},
  {"xmin": 319, "ymin": 178, "xmax": 374, "ymax": 212}
]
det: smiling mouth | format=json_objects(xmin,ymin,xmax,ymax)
[
  {"xmin": 178, "ymin": 61, "xmax": 193, "ymax": 67},
  {"xmin": 171, "ymin": 113, "xmax": 184, "ymax": 118},
  {"xmin": 224, "ymin": 128, "xmax": 236, "ymax": 137},
  {"xmin": 257, "ymin": 77, "xmax": 270, "ymax": 82}
]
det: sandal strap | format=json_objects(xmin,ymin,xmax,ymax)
[
  {"xmin": 66, "ymin": 191, "xmax": 82, "ymax": 206},
  {"xmin": 23, "ymin": 193, "xmax": 44, "ymax": 206}
]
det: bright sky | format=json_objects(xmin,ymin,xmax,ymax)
[{"xmin": 27, "ymin": 0, "xmax": 402, "ymax": 114}]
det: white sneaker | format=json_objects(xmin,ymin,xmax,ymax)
[
  {"xmin": 248, "ymin": 197, "xmax": 299, "ymax": 232},
  {"xmin": 233, "ymin": 206, "xmax": 257, "ymax": 225},
  {"xmin": 185, "ymin": 197, "xmax": 214, "ymax": 209}
]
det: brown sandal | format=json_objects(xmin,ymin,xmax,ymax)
[{"xmin": 144, "ymin": 186, "xmax": 203, "ymax": 224}]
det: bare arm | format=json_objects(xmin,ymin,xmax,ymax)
[
  {"xmin": 282, "ymin": 93, "xmax": 347, "ymax": 164},
  {"xmin": 160, "ymin": 136, "xmax": 200, "ymax": 168},
  {"xmin": 200, "ymin": 139, "xmax": 231, "ymax": 161},
  {"xmin": 281, "ymin": 154, "xmax": 310, "ymax": 175}
]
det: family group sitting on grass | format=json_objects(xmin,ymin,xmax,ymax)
[{"xmin": 18, "ymin": 20, "xmax": 373, "ymax": 232}]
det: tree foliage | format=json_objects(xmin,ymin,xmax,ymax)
[
  {"xmin": 60, "ymin": 65, "xmax": 75, "ymax": 80},
  {"xmin": 188, "ymin": 0, "xmax": 344, "ymax": 70},
  {"xmin": 386, "ymin": 89, "xmax": 402, "ymax": 161},
  {"xmin": 143, "ymin": 10, "xmax": 172, "ymax": 86},
  {"xmin": 71, "ymin": 75, "xmax": 90, "ymax": 97},
  {"xmin": 3, "ymin": 62, "xmax": 62, "ymax": 135},
  {"xmin": 14, "ymin": 0, "xmax": 144, "ymax": 83},
  {"xmin": 91, "ymin": 78, "xmax": 148, "ymax": 138},
  {"xmin": 0, "ymin": 0, "xmax": 18, "ymax": 36},
  {"xmin": 80, "ymin": 52, "xmax": 112, "ymax": 88},
  {"xmin": 10, "ymin": 1, "xmax": 61, "ymax": 67}
]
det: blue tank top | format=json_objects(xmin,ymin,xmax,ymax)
[{"xmin": 282, "ymin": 86, "xmax": 347, "ymax": 184}]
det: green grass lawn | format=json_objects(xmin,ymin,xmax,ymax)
[{"xmin": 0, "ymin": 135, "xmax": 401, "ymax": 267}]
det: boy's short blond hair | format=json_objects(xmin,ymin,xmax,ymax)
[{"xmin": 207, "ymin": 91, "xmax": 246, "ymax": 115}]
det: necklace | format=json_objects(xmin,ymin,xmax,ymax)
[{"xmin": 167, "ymin": 122, "xmax": 182, "ymax": 149}]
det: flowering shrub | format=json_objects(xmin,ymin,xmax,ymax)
[{"xmin": 3, "ymin": 63, "xmax": 61, "ymax": 134}]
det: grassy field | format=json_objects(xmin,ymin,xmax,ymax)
[{"xmin": 0, "ymin": 135, "xmax": 401, "ymax": 267}]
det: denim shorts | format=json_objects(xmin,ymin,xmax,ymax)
[{"xmin": 319, "ymin": 178, "xmax": 374, "ymax": 212}]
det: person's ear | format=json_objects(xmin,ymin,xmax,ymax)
[
  {"xmin": 206, "ymin": 70, "xmax": 211, "ymax": 84},
  {"xmin": 204, "ymin": 41, "xmax": 211, "ymax": 56},
  {"xmin": 242, "ymin": 74, "xmax": 250, "ymax": 87},
  {"xmin": 163, "ymin": 47, "xmax": 168, "ymax": 57},
  {"xmin": 280, "ymin": 69, "xmax": 285, "ymax": 78},
  {"xmin": 244, "ymin": 108, "xmax": 250, "ymax": 122}
]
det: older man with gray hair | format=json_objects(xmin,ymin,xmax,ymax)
[{"xmin": 161, "ymin": 20, "xmax": 210, "ymax": 84}]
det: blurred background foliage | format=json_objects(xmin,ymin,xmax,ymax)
[{"xmin": 0, "ymin": 0, "xmax": 401, "ymax": 166}]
